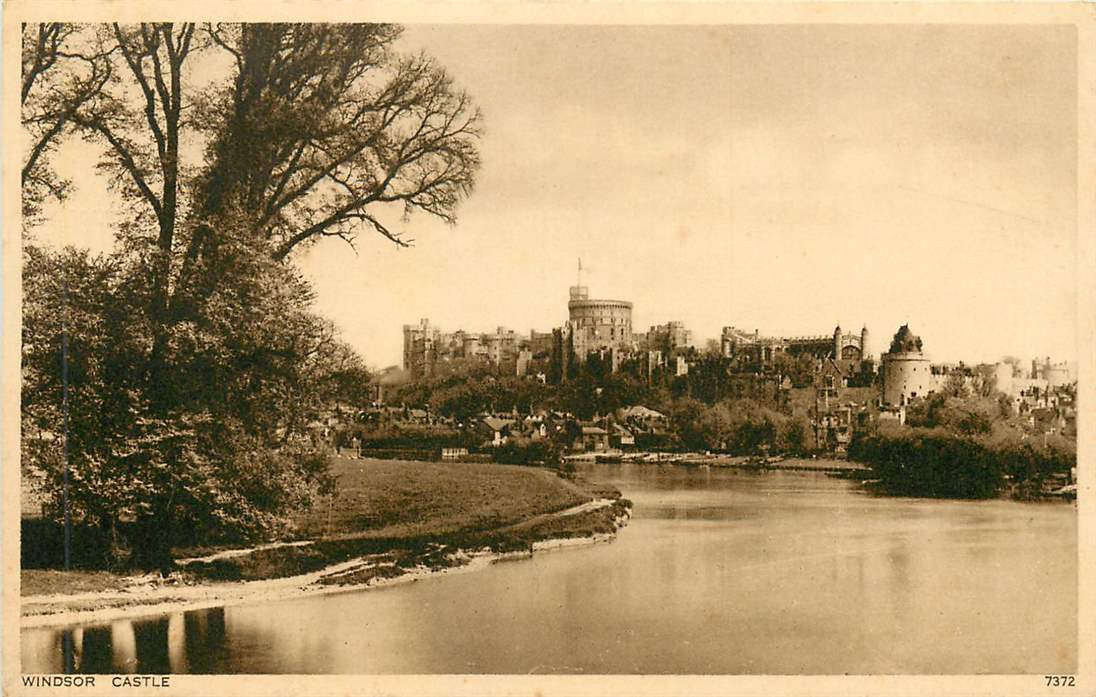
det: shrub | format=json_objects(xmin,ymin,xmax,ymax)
[
  {"xmin": 493, "ymin": 437, "xmax": 559, "ymax": 466},
  {"xmin": 349, "ymin": 425, "xmax": 477, "ymax": 452}
]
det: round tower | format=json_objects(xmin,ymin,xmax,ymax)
[
  {"xmin": 832, "ymin": 325, "xmax": 842, "ymax": 359},
  {"xmin": 881, "ymin": 325, "xmax": 932, "ymax": 406},
  {"xmin": 860, "ymin": 325, "xmax": 871, "ymax": 362},
  {"xmin": 567, "ymin": 284, "xmax": 632, "ymax": 362}
]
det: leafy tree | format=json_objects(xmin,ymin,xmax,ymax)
[
  {"xmin": 678, "ymin": 355, "xmax": 731, "ymax": 403},
  {"xmin": 668, "ymin": 398, "xmax": 707, "ymax": 450},
  {"xmin": 564, "ymin": 332, "xmax": 579, "ymax": 381},
  {"xmin": 546, "ymin": 330, "xmax": 563, "ymax": 385},
  {"xmin": 776, "ymin": 415, "xmax": 813, "ymax": 455},
  {"xmin": 554, "ymin": 370, "xmax": 653, "ymax": 420},
  {"xmin": 493, "ymin": 437, "xmax": 560, "ymax": 466},
  {"xmin": 21, "ymin": 22, "xmax": 482, "ymax": 570},
  {"xmin": 22, "ymin": 245, "xmax": 352, "ymax": 571},
  {"xmin": 849, "ymin": 426, "xmax": 1006, "ymax": 499},
  {"xmin": 429, "ymin": 382, "xmax": 488, "ymax": 422},
  {"xmin": 772, "ymin": 352, "xmax": 815, "ymax": 388},
  {"xmin": 906, "ymin": 392, "xmax": 1010, "ymax": 436}
]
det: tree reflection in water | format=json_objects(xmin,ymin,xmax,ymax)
[{"xmin": 23, "ymin": 607, "xmax": 226, "ymax": 674}]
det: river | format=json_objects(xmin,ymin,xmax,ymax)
[{"xmin": 21, "ymin": 464, "xmax": 1077, "ymax": 674}]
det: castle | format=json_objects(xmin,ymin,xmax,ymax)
[
  {"xmin": 402, "ymin": 320, "xmax": 552, "ymax": 379},
  {"xmin": 403, "ymin": 274, "xmax": 877, "ymax": 386},
  {"xmin": 402, "ymin": 277, "xmax": 1074, "ymax": 412},
  {"xmin": 720, "ymin": 324, "xmax": 871, "ymax": 366},
  {"xmin": 401, "ymin": 278, "xmax": 693, "ymax": 379}
]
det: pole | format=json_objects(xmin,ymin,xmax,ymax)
[
  {"xmin": 62, "ymin": 317, "xmax": 71, "ymax": 571},
  {"xmin": 61, "ymin": 269, "xmax": 73, "ymax": 672}
]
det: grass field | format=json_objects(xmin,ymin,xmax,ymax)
[
  {"xmin": 20, "ymin": 570, "xmax": 134, "ymax": 597},
  {"xmin": 295, "ymin": 457, "xmax": 593, "ymax": 539},
  {"xmin": 24, "ymin": 458, "xmax": 617, "ymax": 595}
]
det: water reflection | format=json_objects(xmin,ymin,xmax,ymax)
[
  {"xmin": 21, "ymin": 466, "xmax": 1077, "ymax": 675},
  {"xmin": 22, "ymin": 608, "xmax": 226, "ymax": 674}
]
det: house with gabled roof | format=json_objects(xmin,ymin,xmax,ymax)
[{"xmin": 478, "ymin": 416, "xmax": 515, "ymax": 446}]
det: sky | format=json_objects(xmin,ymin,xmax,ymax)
[{"xmin": 35, "ymin": 24, "xmax": 1078, "ymax": 369}]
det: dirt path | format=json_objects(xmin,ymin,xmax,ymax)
[
  {"xmin": 498, "ymin": 498, "xmax": 616, "ymax": 532},
  {"xmin": 176, "ymin": 540, "xmax": 316, "ymax": 565}
]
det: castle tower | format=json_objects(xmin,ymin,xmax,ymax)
[
  {"xmin": 860, "ymin": 325, "xmax": 871, "ymax": 362},
  {"xmin": 566, "ymin": 271, "xmax": 632, "ymax": 366},
  {"xmin": 833, "ymin": 325, "xmax": 842, "ymax": 359},
  {"xmin": 881, "ymin": 325, "xmax": 932, "ymax": 406}
]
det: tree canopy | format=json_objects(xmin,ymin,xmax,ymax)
[{"xmin": 20, "ymin": 22, "xmax": 483, "ymax": 571}]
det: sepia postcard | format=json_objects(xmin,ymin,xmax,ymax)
[{"xmin": 2, "ymin": 1, "xmax": 1093, "ymax": 696}]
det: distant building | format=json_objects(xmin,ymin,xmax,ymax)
[
  {"xmin": 1031, "ymin": 357, "xmax": 1075, "ymax": 388},
  {"xmin": 478, "ymin": 417, "xmax": 515, "ymax": 447},
  {"xmin": 720, "ymin": 324, "xmax": 871, "ymax": 366},
  {"xmin": 646, "ymin": 321, "xmax": 692, "ymax": 354},
  {"xmin": 881, "ymin": 324, "xmax": 933, "ymax": 406},
  {"xmin": 674, "ymin": 355, "xmax": 690, "ymax": 377},
  {"xmin": 993, "ymin": 361, "xmax": 1015, "ymax": 396},
  {"xmin": 515, "ymin": 349, "xmax": 533, "ymax": 377},
  {"xmin": 403, "ymin": 318, "xmax": 438, "ymax": 378},
  {"xmin": 404, "ymin": 272, "xmax": 640, "ymax": 379},
  {"xmin": 402, "ymin": 320, "xmax": 533, "ymax": 378},
  {"xmin": 610, "ymin": 424, "xmax": 636, "ymax": 450},
  {"xmin": 368, "ymin": 365, "xmax": 411, "ymax": 405},
  {"xmin": 576, "ymin": 425, "xmax": 610, "ymax": 452},
  {"xmin": 566, "ymin": 283, "xmax": 633, "ymax": 362}
]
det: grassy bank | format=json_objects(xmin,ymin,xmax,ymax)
[
  {"xmin": 22, "ymin": 458, "xmax": 629, "ymax": 605},
  {"xmin": 293, "ymin": 457, "xmax": 593, "ymax": 539},
  {"xmin": 20, "ymin": 570, "xmax": 134, "ymax": 597}
]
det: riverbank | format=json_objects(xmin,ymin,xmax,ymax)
[
  {"xmin": 568, "ymin": 451, "xmax": 867, "ymax": 473},
  {"xmin": 21, "ymin": 458, "xmax": 632, "ymax": 627}
]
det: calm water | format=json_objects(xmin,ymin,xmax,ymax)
[{"xmin": 23, "ymin": 464, "xmax": 1077, "ymax": 674}]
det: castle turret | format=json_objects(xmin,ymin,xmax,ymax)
[
  {"xmin": 860, "ymin": 325, "xmax": 871, "ymax": 362},
  {"xmin": 833, "ymin": 325, "xmax": 842, "ymax": 359},
  {"xmin": 881, "ymin": 325, "xmax": 931, "ymax": 406}
]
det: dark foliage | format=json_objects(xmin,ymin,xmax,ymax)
[
  {"xmin": 492, "ymin": 438, "xmax": 560, "ymax": 466},
  {"xmin": 849, "ymin": 424, "xmax": 1074, "ymax": 499}
]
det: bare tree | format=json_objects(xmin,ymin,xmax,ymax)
[
  {"xmin": 20, "ymin": 23, "xmax": 112, "ymax": 223},
  {"xmin": 193, "ymin": 23, "xmax": 481, "ymax": 260}
]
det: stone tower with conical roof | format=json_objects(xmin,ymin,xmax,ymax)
[{"xmin": 881, "ymin": 324, "xmax": 932, "ymax": 406}]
